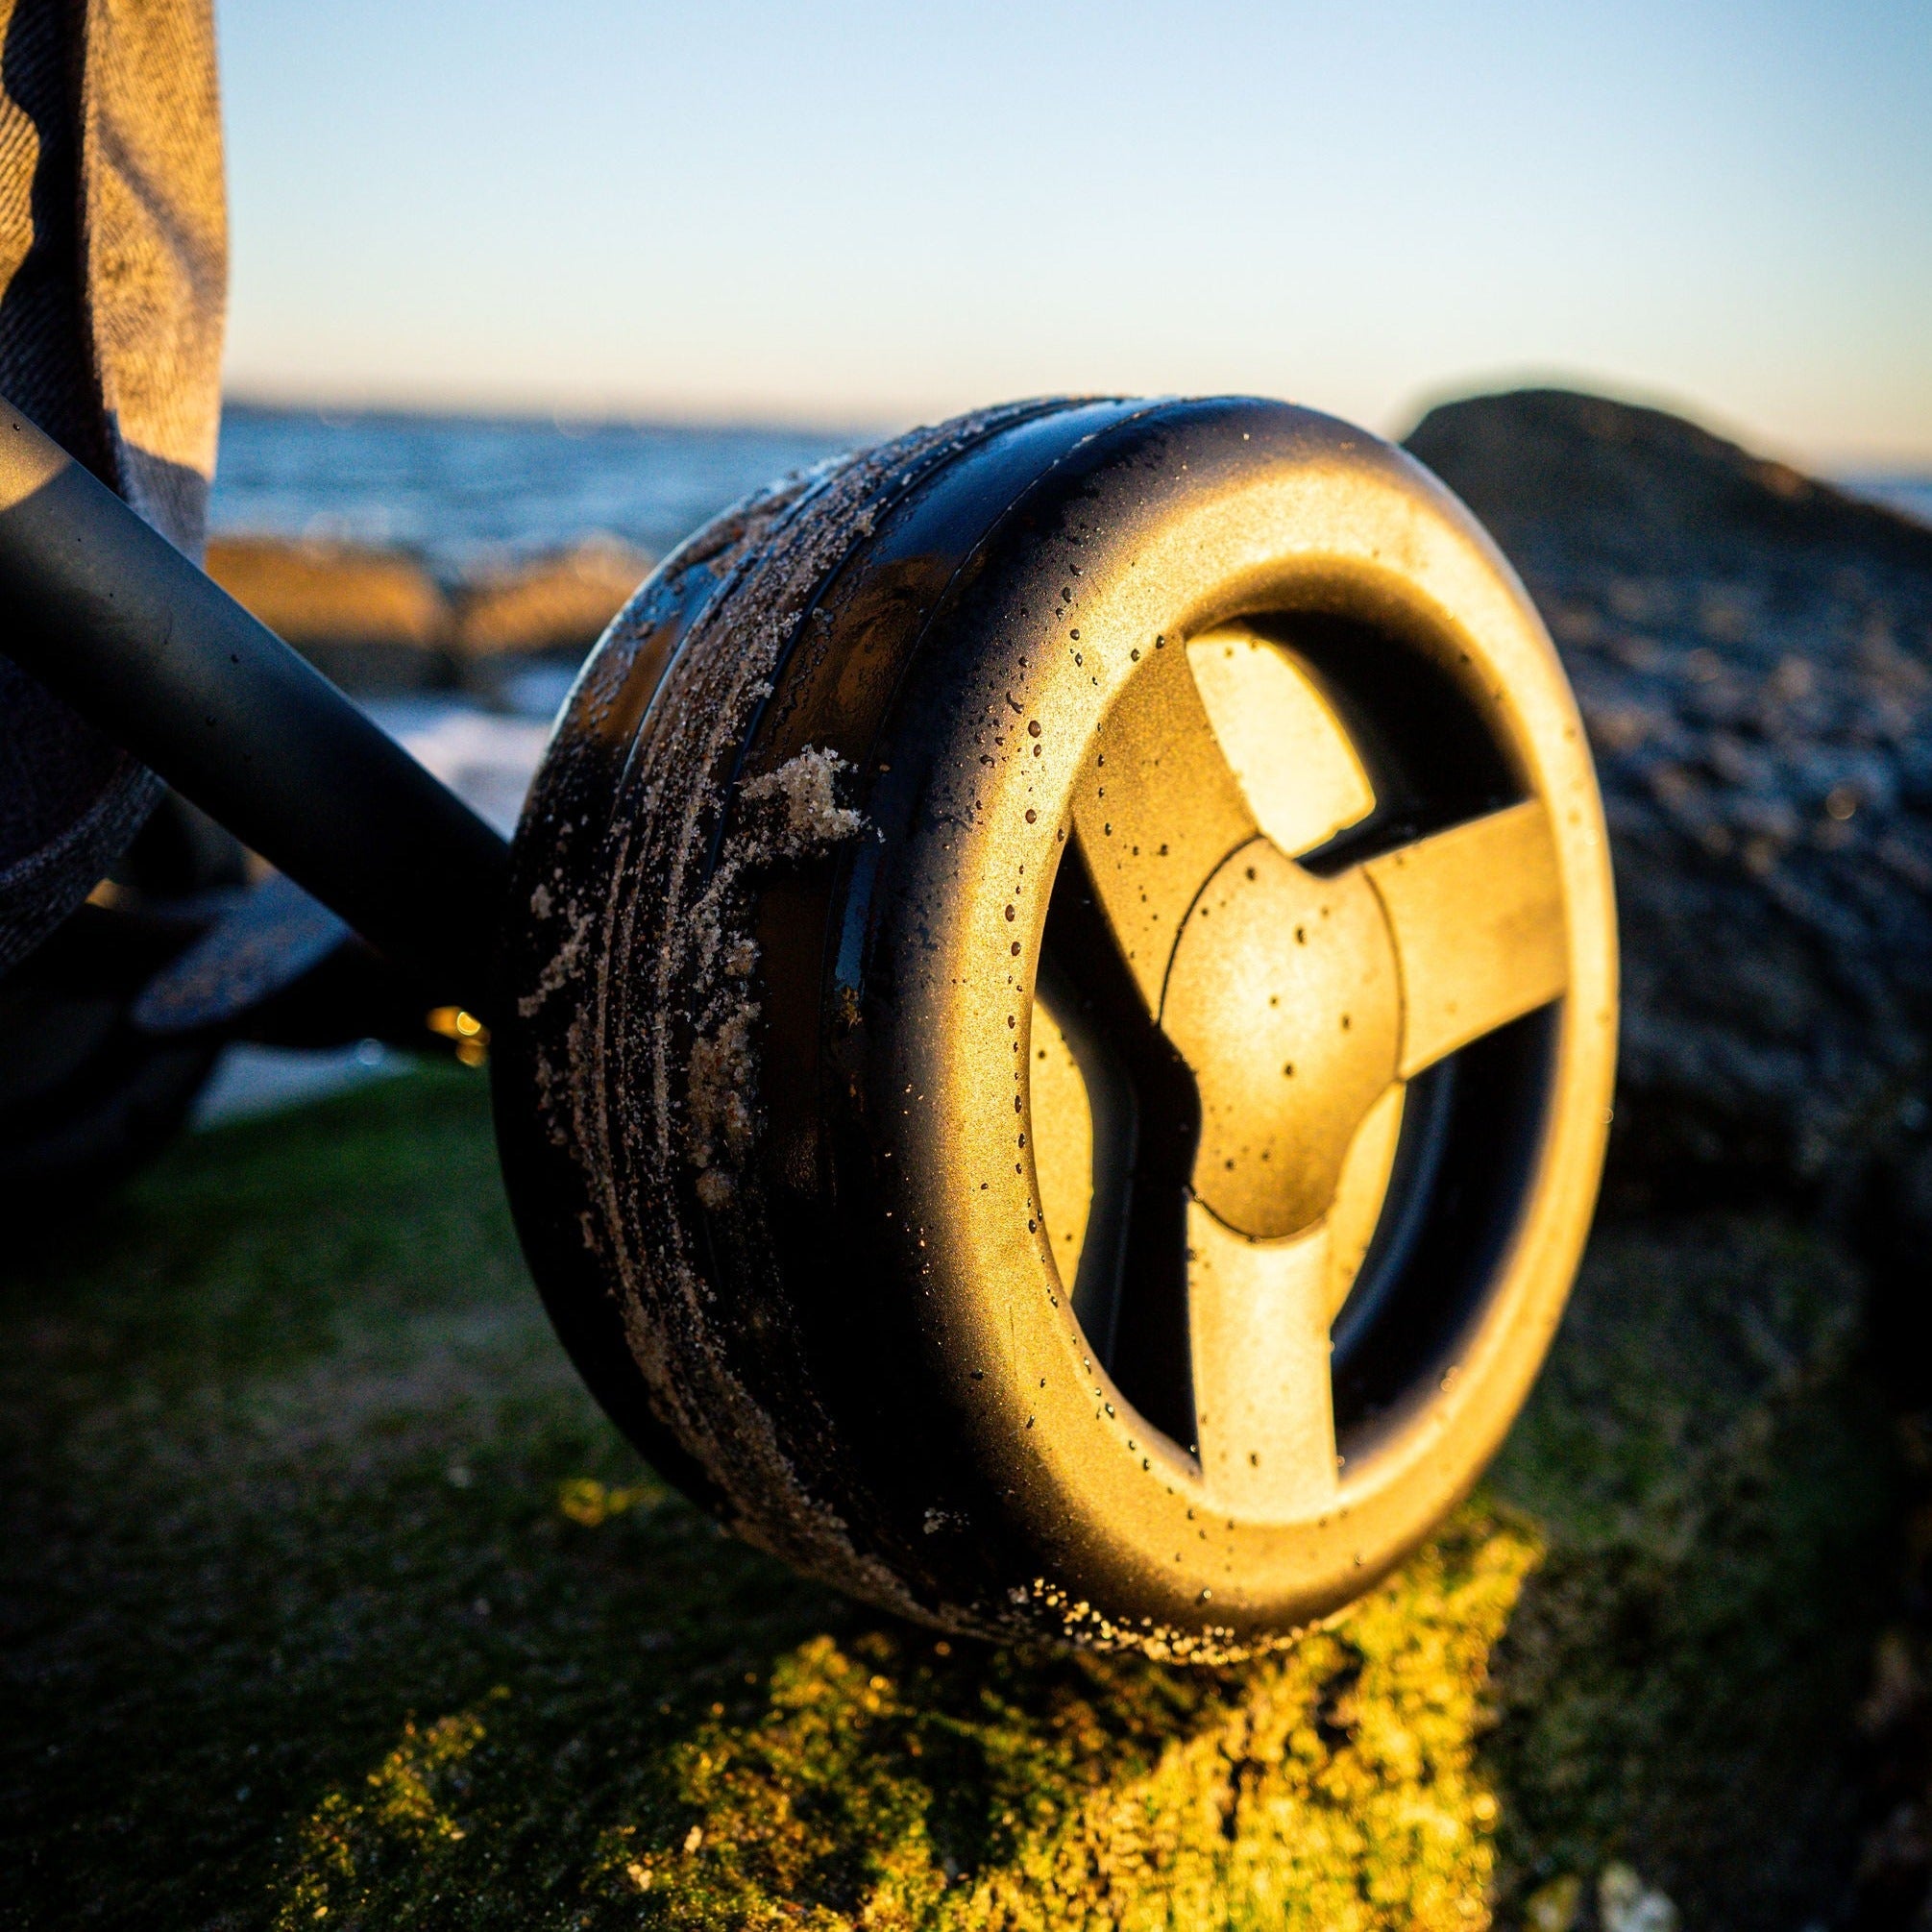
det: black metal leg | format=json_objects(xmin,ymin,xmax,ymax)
[{"xmin": 0, "ymin": 399, "xmax": 509, "ymax": 1015}]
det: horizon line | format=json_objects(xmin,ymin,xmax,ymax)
[{"xmin": 215, "ymin": 384, "xmax": 1932, "ymax": 481}]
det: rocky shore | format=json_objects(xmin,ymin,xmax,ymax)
[
  {"xmin": 205, "ymin": 533, "xmax": 653, "ymax": 697},
  {"xmin": 3, "ymin": 392, "xmax": 1930, "ymax": 1929}
]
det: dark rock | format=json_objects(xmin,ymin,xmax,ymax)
[{"xmin": 1405, "ymin": 390, "xmax": 1932, "ymax": 1210}]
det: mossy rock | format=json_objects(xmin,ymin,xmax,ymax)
[{"xmin": 0, "ymin": 1072, "xmax": 1896, "ymax": 1928}]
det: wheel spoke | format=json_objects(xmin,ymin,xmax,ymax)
[
  {"xmin": 1362, "ymin": 798, "xmax": 1568, "ymax": 1078},
  {"xmin": 1069, "ymin": 638, "xmax": 1255, "ymax": 1015},
  {"xmin": 1186, "ymin": 626, "xmax": 1375, "ymax": 860},
  {"xmin": 1187, "ymin": 1204, "xmax": 1338, "ymax": 1517},
  {"xmin": 1069, "ymin": 624, "xmax": 1381, "ymax": 1018}
]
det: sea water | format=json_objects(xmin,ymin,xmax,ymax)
[
  {"xmin": 1851, "ymin": 476, "xmax": 1932, "ymax": 527},
  {"xmin": 212, "ymin": 403, "xmax": 1932, "ymax": 574},
  {"xmin": 211, "ymin": 403, "xmax": 858, "ymax": 577}
]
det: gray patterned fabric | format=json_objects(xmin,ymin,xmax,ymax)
[{"xmin": 0, "ymin": 0, "xmax": 226, "ymax": 972}]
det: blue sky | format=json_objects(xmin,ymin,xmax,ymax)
[{"xmin": 216, "ymin": 1, "xmax": 1931, "ymax": 464}]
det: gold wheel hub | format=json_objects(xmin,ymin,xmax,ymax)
[
  {"xmin": 1163, "ymin": 840, "xmax": 1398, "ymax": 1238},
  {"xmin": 1036, "ymin": 621, "xmax": 1572, "ymax": 1519}
]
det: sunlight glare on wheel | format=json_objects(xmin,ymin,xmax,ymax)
[{"xmin": 1186, "ymin": 625, "xmax": 1375, "ymax": 860}]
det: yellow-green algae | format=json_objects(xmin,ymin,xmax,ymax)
[
  {"xmin": 0, "ymin": 1071, "xmax": 1898, "ymax": 1930},
  {"xmin": 277, "ymin": 1517, "xmax": 1535, "ymax": 1930}
]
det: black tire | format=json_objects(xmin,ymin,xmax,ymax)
[{"xmin": 495, "ymin": 398, "xmax": 1617, "ymax": 1656}]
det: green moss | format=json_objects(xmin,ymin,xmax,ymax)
[
  {"xmin": 0, "ymin": 1071, "xmax": 1898, "ymax": 1929},
  {"xmin": 1484, "ymin": 1216, "xmax": 1895, "ymax": 1927}
]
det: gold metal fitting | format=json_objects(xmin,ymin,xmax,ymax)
[{"xmin": 426, "ymin": 1005, "xmax": 490, "ymax": 1066}]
